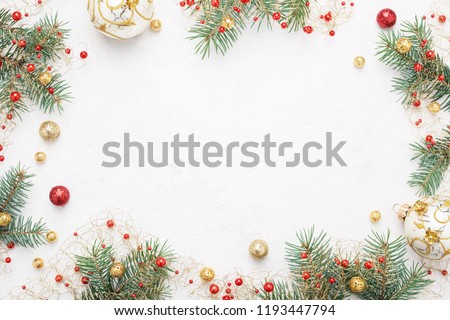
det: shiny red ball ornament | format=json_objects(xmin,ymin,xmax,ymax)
[
  {"xmin": 263, "ymin": 282, "xmax": 274, "ymax": 292},
  {"xmin": 302, "ymin": 271, "xmax": 311, "ymax": 280},
  {"xmin": 439, "ymin": 15, "xmax": 447, "ymax": 23},
  {"xmin": 438, "ymin": 75, "xmax": 445, "ymax": 81},
  {"xmin": 341, "ymin": 259, "xmax": 349, "ymax": 268},
  {"xmin": 0, "ymin": 156, "xmax": 5, "ymax": 162},
  {"xmin": 18, "ymin": 39, "xmax": 26, "ymax": 48},
  {"xmin": 156, "ymin": 257, "xmax": 167, "ymax": 268},
  {"xmin": 235, "ymin": 278, "xmax": 243, "ymax": 286},
  {"xmin": 364, "ymin": 261, "xmax": 373, "ymax": 269},
  {"xmin": 10, "ymin": 91, "xmax": 21, "ymax": 102},
  {"xmin": 80, "ymin": 51, "xmax": 88, "ymax": 59},
  {"xmin": 65, "ymin": 48, "xmax": 71, "ymax": 54},
  {"xmin": 5, "ymin": 257, "xmax": 11, "ymax": 263},
  {"xmin": 179, "ymin": 1, "xmax": 186, "ymax": 7},
  {"xmin": 272, "ymin": 12, "xmax": 281, "ymax": 21},
  {"xmin": 329, "ymin": 277, "xmax": 336, "ymax": 284},
  {"xmin": 12, "ymin": 11, "xmax": 22, "ymax": 21},
  {"xmin": 6, "ymin": 242, "xmax": 15, "ymax": 249},
  {"xmin": 324, "ymin": 13, "xmax": 332, "ymax": 22},
  {"xmin": 329, "ymin": 30, "xmax": 335, "ymax": 36},
  {"xmin": 49, "ymin": 186, "xmax": 70, "ymax": 206},
  {"xmin": 106, "ymin": 220, "xmax": 115, "ymax": 228},
  {"xmin": 281, "ymin": 22, "xmax": 287, "ymax": 29},
  {"xmin": 211, "ymin": 0, "xmax": 220, "ymax": 8},
  {"xmin": 81, "ymin": 277, "xmax": 89, "ymax": 284},
  {"xmin": 27, "ymin": 64, "xmax": 35, "ymax": 72},
  {"xmin": 376, "ymin": 8, "xmax": 397, "ymax": 29},
  {"xmin": 414, "ymin": 63, "xmax": 423, "ymax": 72},
  {"xmin": 209, "ymin": 284, "xmax": 220, "ymax": 294},
  {"xmin": 55, "ymin": 275, "xmax": 63, "ymax": 282},
  {"xmin": 426, "ymin": 50, "xmax": 436, "ymax": 60}
]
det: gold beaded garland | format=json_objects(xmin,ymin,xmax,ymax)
[
  {"xmin": 38, "ymin": 72, "xmax": 52, "ymax": 86},
  {"xmin": 221, "ymin": 15, "xmax": 235, "ymax": 30},
  {"xmin": 46, "ymin": 230, "xmax": 58, "ymax": 243},
  {"xmin": 150, "ymin": 19, "xmax": 162, "ymax": 32},
  {"xmin": 369, "ymin": 210, "xmax": 382, "ymax": 223},
  {"xmin": 39, "ymin": 121, "xmax": 61, "ymax": 142},
  {"xmin": 353, "ymin": 56, "xmax": 366, "ymax": 68},
  {"xmin": 110, "ymin": 261, "xmax": 126, "ymax": 278},
  {"xmin": 428, "ymin": 101, "xmax": 441, "ymax": 114},
  {"xmin": 34, "ymin": 151, "xmax": 47, "ymax": 163},
  {"xmin": 0, "ymin": 212, "xmax": 12, "ymax": 227},
  {"xmin": 396, "ymin": 37, "xmax": 412, "ymax": 54},
  {"xmin": 249, "ymin": 239, "xmax": 269, "ymax": 259},
  {"xmin": 349, "ymin": 276, "xmax": 366, "ymax": 293},
  {"xmin": 199, "ymin": 267, "xmax": 215, "ymax": 282},
  {"xmin": 32, "ymin": 257, "xmax": 45, "ymax": 270}
]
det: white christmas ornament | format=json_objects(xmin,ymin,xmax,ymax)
[
  {"xmin": 87, "ymin": 0, "xmax": 154, "ymax": 40},
  {"xmin": 402, "ymin": 196, "xmax": 450, "ymax": 261}
]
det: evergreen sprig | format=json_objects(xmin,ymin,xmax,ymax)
[
  {"xmin": 76, "ymin": 239, "xmax": 174, "ymax": 300},
  {"xmin": 185, "ymin": 0, "xmax": 311, "ymax": 58},
  {"xmin": 0, "ymin": 165, "xmax": 47, "ymax": 248},
  {"xmin": 261, "ymin": 228, "xmax": 432, "ymax": 300},
  {"xmin": 0, "ymin": 9, "xmax": 71, "ymax": 117},
  {"xmin": 408, "ymin": 129, "xmax": 450, "ymax": 196},
  {"xmin": 377, "ymin": 17, "xmax": 450, "ymax": 111}
]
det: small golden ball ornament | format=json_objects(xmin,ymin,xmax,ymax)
[
  {"xmin": 39, "ymin": 121, "xmax": 61, "ymax": 142},
  {"xmin": 396, "ymin": 37, "xmax": 412, "ymax": 54},
  {"xmin": 0, "ymin": 212, "xmax": 12, "ymax": 227},
  {"xmin": 110, "ymin": 261, "xmax": 126, "ymax": 278},
  {"xmin": 353, "ymin": 56, "xmax": 366, "ymax": 68},
  {"xmin": 150, "ymin": 19, "xmax": 162, "ymax": 32},
  {"xmin": 34, "ymin": 151, "xmax": 47, "ymax": 163},
  {"xmin": 369, "ymin": 210, "xmax": 382, "ymax": 223},
  {"xmin": 38, "ymin": 71, "xmax": 52, "ymax": 86},
  {"xmin": 45, "ymin": 230, "xmax": 58, "ymax": 243},
  {"xmin": 221, "ymin": 15, "xmax": 235, "ymax": 30},
  {"xmin": 349, "ymin": 276, "xmax": 366, "ymax": 293},
  {"xmin": 32, "ymin": 257, "xmax": 45, "ymax": 270},
  {"xmin": 199, "ymin": 267, "xmax": 215, "ymax": 282},
  {"xmin": 249, "ymin": 239, "xmax": 269, "ymax": 259},
  {"xmin": 428, "ymin": 101, "xmax": 441, "ymax": 114}
]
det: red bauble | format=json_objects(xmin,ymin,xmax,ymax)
[
  {"xmin": 12, "ymin": 11, "xmax": 22, "ymax": 21},
  {"xmin": 281, "ymin": 22, "xmax": 287, "ymax": 29},
  {"xmin": 414, "ymin": 63, "xmax": 423, "ymax": 72},
  {"xmin": 425, "ymin": 135, "xmax": 434, "ymax": 143},
  {"xmin": 106, "ymin": 220, "xmax": 115, "ymax": 228},
  {"xmin": 80, "ymin": 51, "xmax": 88, "ymax": 59},
  {"xmin": 123, "ymin": 233, "xmax": 130, "ymax": 240},
  {"xmin": 27, "ymin": 64, "xmax": 35, "ymax": 72},
  {"xmin": 426, "ymin": 50, "xmax": 436, "ymax": 60},
  {"xmin": 55, "ymin": 275, "xmax": 63, "ymax": 282},
  {"xmin": 222, "ymin": 295, "xmax": 231, "ymax": 300},
  {"xmin": 211, "ymin": 0, "xmax": 220, "ymax": 7},
  {"xmin": 6, "ymin": 114, "xmax": 13, "ymax": 120},
  {"xmin": 364, "ymin": 261, "xmax": 373, "ymax": 269},
  {"xmin": 329, "ymin": 30, "xmax": 336, "ymax": 37},
  {"xmin": 303, "ymin": 26, "xmax": 313, "ymax": 34},
  {"xmin": 272, "ymin": 12, "xmax": 281, "ymax": 21},
  {"xmin": 315, "ymin": 283, "xmax": 321, "ymax": 288},
  {"xmin": 10, "ymin": 91, "xmax": 21, "ymax": 102},
  {"xmin": 377, "ymin": 8, "xmax": 397, "ymax": 29},
  {"xmin": 341, "ymin": 259, "xmax": 349, "ymax": 268},
  {"xmin": 49, "ymin": 186, "xmax": 71, "ymax": 206},
  {"xmin": 324, "ymin": 13, "xmax": 332, "ymax": 22},
  {"xmin": 263, "ymin": 282, "xmax": 274, "ymax": 292},
  {"xmin": 179, "ymin": 1, "xmax": 186, "ymax": 7},
  {"xmin": 302, "ymin": 271, "xmax": 311, "ymax": 280},
  {"xmin": 209, "ymin": 284, "xmax": 220, "ymax": 294},
  {"xmin": 5, "ymin": 257, "xmax": 11, "ymax": 263},
  {"xmin": 439, "ymin": 15, "xmax": 447, "ymax": 23},
  {"xmin": 81, "ymin": 277, "xmax": 89, "ymax": 284},
  {"xmin": 0, "ymin": 156, "xmax": 5, "ymax": 162},
  {"xmin": 156, "ymin": 257, "xmax": 167, "ymax": 268},
  {"xmin": 438, "ymin": 75, "xmax": 445, "ymax": 81},
  {"xmin": 235, "ymin": 278, "xmax": 243, "ymax": 286}
]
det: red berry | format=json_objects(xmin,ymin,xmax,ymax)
[
  {"xmin": 334, "ymin": 258, "xmax": 341, "ymax": 265},
  {"xmin": 10, "ymin": 91, "xmax": 21, "ymax": 102},
  {"xmin": 303, "ymin": 26, "xmax": 313, "ymax": 34},
  {"xmin": 55, "ymin": 275, "xmax": 63, "ymax": 282},
  {"xmin": 27, "ymin": 64, "xmax": 35, "ymax": 72},
  {"xmin": 219, "ymin": 26, "xmax": 225, "ymax": 33},
  {"xmin": 65, "ymin": 283, "xmax": 70, "ymax": 287},
  {"xmin": 48, "ymin": 87, "xmax": 55, "ymax": 94},
  {"xmin": 235, "ymin": 278, "xmax": 243, "ymax": 286},
  {"xmin": 281, "ymin": 22, "xmax": 288, "ymax": 29},
  {"xmin": 22, "ymin": 285, "xmax": 26, "ymax": 290},
  {"xmin": 227, "ymin": 282, "xmax": 232, "ymax": 286},
  {"xmin": 106, "ymin": 220, "xmax": 115, "ymax": 228},
  {"xmin": 442, "ymin": 270, "xmax": 448, "ymax": 276},
  {"xmin": 37, "ymin": 54, "xmax": 41, "ymax": 59},
  {"xmin": 74, "ymin": 266, "xmax": 80, "ymax": 272},
  {"xmin": 317, "ymin": 273, "xmax": 322, "ymax": 279},
  {"xmin": 101, "ymin": 244, "xmax": 106, "ymax": 249},
  {"xmin": 6, "ymin": 114, "xmax": 12, "ymax": 120},
  {"xmin": 427, "ymin": 270, "xmax": 432, "ymax": 275},
  {"xmin": 139, "ymin": 282, "xmax": 144, "ymax": 288},
  {"xmin": 350, "ymin": 2, "xmax": 354, "ymax": 6},
  {"xmin": 131, "ymin": 294, "xmax": 137, "ymax": 299},
  {"xmin": 209, "ymin": 284, "xmax": 220, "ymax": 294},
  {"xmin": 302, "ymin": 271, "xmax": 311, "ymax": 280},
  {"xmin": 0, "ymin": 155, "xmax": 4, "ymax": 162},
  {"xmin": 57, "ymin": 31, "xmax": 62, "ymax": 36},
  {"xmin": 200, "ymin": 20, "xmax": 205, "ymax": 24},
  {"xmin": 329, "ymin": 30, "xmax": 336, "ymax": 36},
  {"xmin": 37, "ymin": 27, "xmax": 42, "ymax": 32},
  {"xmin": 378, "ymin": 256, "xmax": 385, "ymax": 263},
  {"xmin": 341, "ymin": 259, "xmax": 349, "ymax": 268},
  {"xmin": 175, "ymin": 270, "xmax": 179, "ymax": 275},
  {"xmin": 341, "ymin": 1, "xmax": 345, "ymax": 5},
  {"xmin": 6, "ymin": 242, "xmax": 14, "ymax": 249},
  {"xmin": 12, "ymin": 11, "xmax": 22, "ymax": 21},
  {"xmin": 301, "ymin": 252, "xmax": 308, "ymax": 259},
  {"xmin": 73, "ymin": 232, "xmax": 78, "ymax": 236},
  {"xmin": 413, "ymin": 99, "xmax": 421, "ymax": 107},
  {"xmin": 5, "ymin": 257, "xmax": 11, "ymax": 263},
  {"xmin": 253, "ymin": 17, "xmax": 258, "ymax": 22},
  {"xmin": 156, "ymin": 257, "xmax": 167, "ymax": 268},
  {"xmin": 315, "ymin": 283, "xmax": 321, "ymax": 288},
  {"xmin": 186, "ymin": 0, "xmax": 195, "ymax": 5},
  {"xmin": 364, "ymin": 261, "xmax": 373, "ymax": 269},
  {"xmin": 431, "ymin": 14, "xmax": 436, "ymax": 18},
  {"xmin": 81, "ymin": 277, "xmax": 89, "ymax": 284},
  {"xmin": 234, "ymin": 6, "xmax": 241, "ymax": 13},
  {"xmin": 18, "ymin": 39, "xmax": 26, "ymax": 48},
  {"xmin": 305, "ymin": 1, "xmax": 310, "ymax": 6},
  {"xmin": 189, "ymin": 279, "xmax": 193, "ymax": 284},
  {"xmin": 426, "ymin": 50, "xmax": 436, "ymax": 60},
  {"xmin": 65, "ymin": 48, "xmax": 71, "ymax": 54},
  {"xmin": 272, "ymin": 12, "xmax": 281, "ymax": 21},
  {"xmin": 222, "ymin": 295, "xmax": 231, "ymax": 300},
  {"xmin": 255, "ymin": 289, "xmax": 260, "ymax": 294},
  {"xmin": 225, "ymin": 288, "xmax": 231, "ymax": 294},
  {"xmin": 241, "ymin": 0, "xmax": 250, "ymax": 3},
  {"xmin": 195, "ymin": 5, "xmax": 200, "ymax": 10},
  {"xmin": 0, "ymin": 145, "xmax": 2, "ymax": 151},
  {"xmin": 438, "ymin": 75, "xmax": 445, "ymax": 81},
  {"xmin": 211, "ymin": 0, "xmax": 220, "ymax": 7},
  {"xmin": 329, "ymin": 277, "xmax": 336, "ymax": 284},
  {"xmin": 425, "ymin": 135, "xmax": 434, "ymax": 143},
  {"xmin": 179, "ymin": 1, "xmax": 186, "ymax": 7},
  {"xmin": 324, "ymin": 13, "xmax": 332, "ymax": 22},
  {"xmin": 35, "ymin": 44, "xmax": 42, "ymax": 51},
  {"xmin": 147, "ymin": 246, "xmax": 152, "ymax": 251},
  {"xmin": 123, "ymin": 233, "xmax": 130, "ymax": 240},
  {"xmin": 263, "ymin": 282, "xmax": 274, "ymax": 292},
  {"xmin": 439, "ymin": 15, "xmax": 447, "ymax": 23},
  {"xmin": 80, "ymin": 51, "xmax": 88, "ymax": 59},
  {"xmin": 414, "ymin": 63, "xmax": 423, "ymax": 72}
]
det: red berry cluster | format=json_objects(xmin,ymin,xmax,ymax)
[{"xmin": 425, "ymin": 135, "xmax": 436, "ymax": 149}]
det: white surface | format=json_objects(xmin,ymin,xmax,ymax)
[{"xmin": 1, "ymin": 0, "xmax": 448, "ymax": 299}]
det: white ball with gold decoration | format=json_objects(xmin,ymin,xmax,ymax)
[
  {"xmin": 402, "ymin": 196, "xmax": 450, "ymax": 261},
  {"xmin": 87, "ymin": 0, "xmax": 154, "ymax": 40}
]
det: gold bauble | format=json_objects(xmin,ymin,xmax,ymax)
[
  {"xmin": 199, "ymin": 267, "xmax": 215, "ymax": 282},
  {"xmin": 46, "ymin": 230, "xmax": 58, "ymax": 243},
  {"xmin": 396, "ymin": 37, "xmax": 412, "ymax": 54},
  {"xmin": 39, "ymin": 121, "xmax": 60, "ymax": 142},
  {"xmin": 221, "ymin": 15, "xmax": 235, "ymax": 30},
  {"xmin": 34, "ymin": 151, "xmax": 47, "ymax": 163},
  {"xmin": 110, "ymin": 261, "xmax": 126, "ymax": 278},
  {"xmin": 0, "ymin": 212, "xmax": 12, "ymax": 227},
  {"xmin": 249, "ymin": 239, "xmax": 269, "ymax": 259},
  {"xmin": 38, "ymin": 72, "xmax": 52, "ymax": 86},
  {"xmin": 150, "ymin": 19, "xmax": 162, "ymax": 32},
  {"xmin": 32, "ymin": 257, "xmax": 45, "ymax": 270},
  {"xmin": 353, "ymin": 56, "xmax": 366, "ymax": 68},
  {"xmin": 428, "ymin": 101, "xmax": 441, "ymax": 114},
  {"xmin": 369, "ymin": 210, "xmax": 382, "ymax": 223},
  {"xmin": 349, "ymin": 276, "xmax": 366, "ymax": 293}
]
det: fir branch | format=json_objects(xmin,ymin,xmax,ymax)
[
  {"xmin": 0, "ymin": 215, "xmax": 47, "ymax": 248},
  {"xmin": 0, "ymin": 165, "xmax": 33, "ymax": 217}
]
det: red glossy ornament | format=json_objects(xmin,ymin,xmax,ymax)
[
  {"xmin": 263, "ymin": 282, "xmax": 274, "ymax": 292},
  {"xmin": 281, "ymin": 22, "xmax": 287, "ymax": 29},
  {"xmin": 209, "ymin": 284, "xmax": 220, "ymax": 294},
  {"xmin": 253, "ymin": 17, "xmax": 258, "ymax": 22},
  {"xmin": 426, "ymin": 50, "xmax": 436, "ymax": 60},
  {"xmin": 0, "ymin": 144, "xmax": 3, "ymax": 151},
  {"xmin": 427, "ymin": 270, "xmax": 432, "ymax": 275},
  {"xmin": 324, "ymin": 13, "xmax": 332, "ymax": 22},
  {"xmin": 81, "ymin": 277, "xmax": 89, "ymax": 284},
  {"xmin": 235, "ymin": 278, "xmax": 243, "ymax": 286},
  {"xmin": 55, "ymin": 275, "xmax": 63, "ymax": 282},
  {"xmin": 27, "ymin": 64, "xmax": 35, "ymax": 72},
  {"xmin": 0, "ymin": 156, "xmax": 5, "ymax": 162},
  {"xmin": 123, "ymin": 233, "xmax": 130, "ymax": 240},
  {"xmin": 12, "ymin": 11, "xmax": 22, "ymax": 21},
  {"xmin": 48, "ymin": 87, "xmax": 55, "ymax": 95},
  {"xmin": 65, "ymin": 48, "xmax": 71, "ymax": 54},
  {"xmin": 302, "ymin": 271, "xmax": 311, "ymax": 280},
  {"xmin": 139, "ymin": 282, "xmax": 144, "ymax": 288},
  {"xmin": 234, "ymin": 6, "xmax": 241, "ymax": 13},
  {"xmin": 438, "ymin": 75, "xmax": 445, "ymax": 81},
  {"xmin": 179, "ymin": 1, "xmax": 186, "ymax": 7},
  {"xmin": 5, "ymin": 257, "xmax": 11, "ymax": 263},
  {"xmin": 175, "ymin": 270, "xmax": 179, "ymax": 275},
  {"xmin": 211, "ymin": 0, "xmax": 220, "ymax": 7},
  {"xmin": 22, "ymin": 285, "xmax": 26, "ymax": 290},
  {"xmin": 49, "ymin": 186, "xmax": 70, "ymax": 206},
  {"xmin": 329, "ymin": 30, "xmax": 335, "ymax": 36},
  {"xmin": 80, "ymin": 51, "xmax": 88, "ymax": 59},
  {"xmin": 376, "ymin": 8, "xmax": 397, "ymax": 29},
  {"xmin": 414, "ymin": 63, "xmax": 423, "ymax": 72},
  {"xmin": 364, "ymin": 261, "xmax": 373, "ymax": 269},
  {"xmin": 10, "ymin": 91, "xmax": 21, "ymax": 102},
  {"xmin": 425, "ymin": 135, "xmax": 434, "ymax": 143},
  {"xmin": 6, "ymin": 242, "xmax": 14, "ymax": 249},
  {"xmin": 156, "ymin": 257, "xmax": 167, "ymax": 268},
  {"xmin": 439, "ymin": 15, "xmax": 447, "ymax": 23},
  {"xmin": 106, "ymin": 220, "xmax": 115, "ymax": 228},
  {"xmin": 219, "ymin": 26, "xmax": 225, "ymax": 33},
  {"xmin": 6, "ymin": 114, "xmax": 13, "ymax": 120},
  {"xmin": 272, "ymin": 12, "xmax": 281, "ymax": 21},
  {"xmin": 189, "ymin": 279, "xmax": 193, "ymax": 284}
]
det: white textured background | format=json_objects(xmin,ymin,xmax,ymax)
[{"xmin": 1, "ymin": 0, "xmax": 448, "ymax": 299}]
